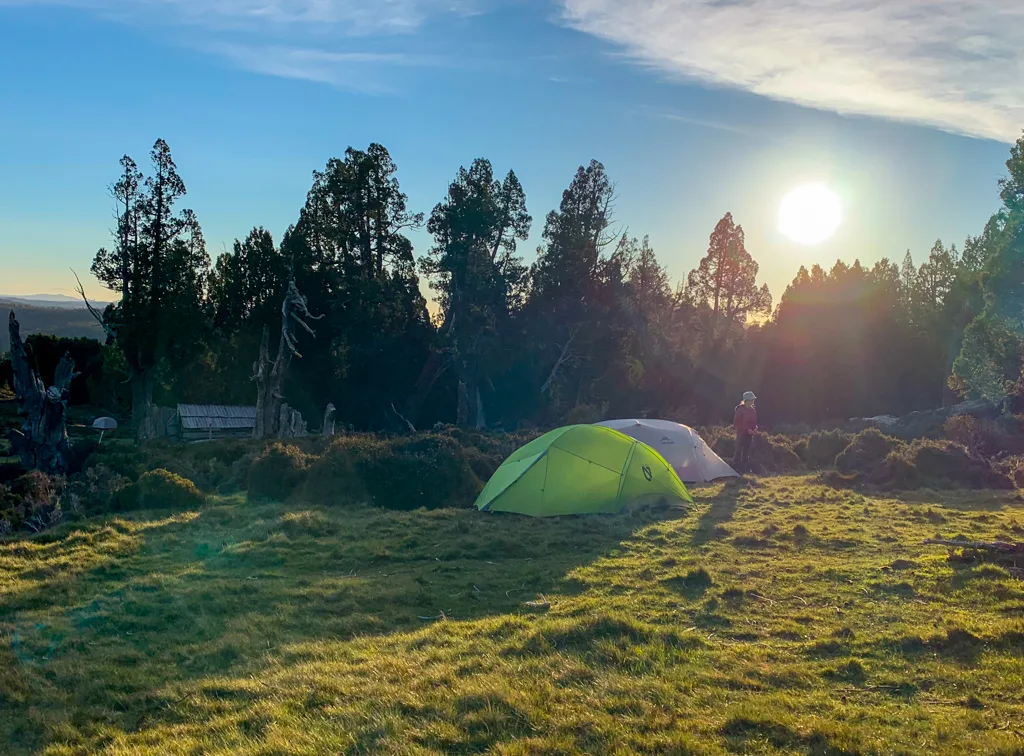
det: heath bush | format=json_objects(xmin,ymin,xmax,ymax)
[
  {"xmin": 836, "ymin": 428, "xmax": 903, "ymax": 475},
  {"xmin": 301, "ymin": 434, "xmax": 482, "ymax": 511},
  {"xmin": 0, "ymin": 470, "xmax": 65, "ymax": 534},
  {"xmin": 873, "ymin": 440, "xmax": 1014, "ymax": 490},
  {"xmin": 800, "ymin": 430, "xmax": 855, "ymax": 469},
  {"xmin": 113, "ymin": 469, "xmax": 205, "ymax": 512},
  {"xmin": 247, "ymin": 443, "xmax": 310, "ymax": 502}
]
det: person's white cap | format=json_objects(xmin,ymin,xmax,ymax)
[{"xmin": 743, "ymin": 391, "xmax": 756, "ymax": 402}]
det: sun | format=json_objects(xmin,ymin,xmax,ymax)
[{"xmin": 778, "ymin": 183, "xmax": 842, "ymax": 245}]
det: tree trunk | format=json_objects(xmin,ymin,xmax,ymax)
[
  {"xmin": 475, "ymin": 386, "xmax": 486, "ymax": 431},
  {"xmin": 456, "ymin": 378, "xmax": 470, "ymax": 427},
  {"xmin": 404, "ymin": 350, "xmax": 444, "ymax": 430},
  {"xmin": 253, "ymin": 325, "xmax": 287, "ymax": 439},
  {"xmin": 7, "ymin": 312, "xmax": 77, "ymax": 474},
  {"xmin": 130, "ymin": 369, "xmax": 158, "ymax": 444},
  {"xmin": 404, "ymin": 294, "xmax": 461, "ymax": 429}
]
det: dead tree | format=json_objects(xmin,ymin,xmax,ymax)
[
  {"xmin": 252, "ymin": 279, "xmax": 321, "ymax": 440},
  {"xmin": 278, "ymin": 403, "xmax": 309, "ymax": 438},
  {"xmin": 322, "ymin": 403, "xmax": 336, "ymax": 438},
  {"xmin": 7, "ymin": 312, "xmax": 78, "ymax": 474}
]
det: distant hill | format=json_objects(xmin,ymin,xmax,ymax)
[
  {"xmin": 0, "ymin": 293, "xmax": 112, "ymax": 310},
  {"xmin": 1, "ymin": 299, "xmax": 106, "ymax": 352}
]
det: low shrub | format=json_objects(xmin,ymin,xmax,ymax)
[
  {"xmin": 873, "ymin": 440, "xmax": 1014, "ymax": 490},
  {"xmin": 300, "ymin": 438, "xmax": 363, "ymax": 505},
  {"xmin": 302, "ymin": 433, "xmax": 482, "ymax": 510},
  {"xmin": 440, "ymin": 426, "xmax": 539, "ymax": 461},
  {"xmin": 799, "ymin": 430, "xmax": 854, "ymax": 469},
  {"xmin": 113, "ymin": 469, "xmax": 205, "ymax": 511},
  {"xmin": 375, "ymin": 434, "xmax": 482, "ymax": 509},
  {"xmin": 463, "ymin": 445, "xmax": 503, "ymax": 481},
  {"xmin": 993, "ymin": 456, "xmax": 1024, "ymax": 488},
  {"xmin": 63, "ymin": 437, "xmax": 100, "ymax": 475},
  {"xmin": 83, "ymin": 445, "xmax": 148, "ymax": 481},
  {"xmin": 944, "ymin": 414, "xmax": 1024, "ymax": 457},
  {"xmin": 752, "ymin": 434, "xmax": 804, "ymax": 473},
  {"xmin": 566, "ymin": 404, "xmax": 603, "ymax": 425},
  {"xmin": 230, "ymin": 450, "xmax": 259, "ymax": 489},
  {"xmin": 248, "ymin": 443, "xmax": 310, "ymax": 501},
  {"xmin": 710, "ymin": 429, "xmax": 803, "ymax": 474},
  {"xmin": 836, "ymin": 428, "xmax": 902, "ymax": 475},
  {"xmin": 67, "ymin": 463, "xmax": 131, "ymax": 512},
  {"xmin": 0, "ymin": 470, "xmax": 65, "ymax": 534},
  {"xmin": 188, "ymin": 440, "xmax": 256, "ymax": 467},
  {"xmin": 944, "ymin": 415, "xmax": 983, "ymax": 453}
]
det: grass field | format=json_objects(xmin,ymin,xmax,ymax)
[{"xmin": 2, "ymin": 476, "xmax": 1024, "ymax": 755}]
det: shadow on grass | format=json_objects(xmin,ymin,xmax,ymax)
[
  {"xmin": 893, "ymin": 489, "xmax": 1020, "ymax": 512},
  {"xmin": 0, "ymin": 497, "xmax": 690, "ymax": 753},
  {"xmin": 876, "ymin": 627, "xmax": 1024, "ymax": 666},
  {"xmin": 690, "ymin": 482, "xmax": 748, "ymax": 546},
  {"xmin": 721, "ymin": 716, "xmax": 858, "ymax": 755}
]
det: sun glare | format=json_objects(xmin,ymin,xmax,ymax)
[{"xmin": 778, "ymin": 183, "xmax": 842, "ymax": 246}]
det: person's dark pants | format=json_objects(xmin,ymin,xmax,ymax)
[{"xmin": 734, "ymin": 431, "xmax": 753, "ymax": 471}]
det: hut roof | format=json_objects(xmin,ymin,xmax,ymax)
[{"xmin": 177, "ymin": 404, "xmax": 257, "ymax": 431}]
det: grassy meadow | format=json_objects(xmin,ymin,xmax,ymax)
[{"xmin": 3, "ymin": 475, "xmax": 1024, "ymax": 754}]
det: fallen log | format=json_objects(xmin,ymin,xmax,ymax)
[
  {"xmin": 923, "ymin": 537, "xmax": 1024, "ymax": 580},
  {"xmin": 923, "ymin": 538, "xmax": 1024, "ymax": 554}
]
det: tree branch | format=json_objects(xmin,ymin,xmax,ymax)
[
  {"xmin": 541, "ymin": 325, "xmax": 581, "ymax": 395},
  {"xmin": 391, "ymin": 403, "xmax": 416, "ymax": 434},
  {"xmin": 71, "ymin": 268, "xmax": 116, "ymax": 341}
]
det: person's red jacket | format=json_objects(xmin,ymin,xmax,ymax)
[{"xmin": 734, "ymin": 404, "xmax": 758, "ymax": 435}]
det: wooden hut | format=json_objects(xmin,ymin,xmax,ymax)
[{"xmin": 173, "ymin": 404, "xmax": 256, "ymax": 442}]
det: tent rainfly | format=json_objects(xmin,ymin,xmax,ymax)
[
  {"xmin": 596, "ymin": 419, "xmax": 738, "ymax": 483},
  {"xmin": 475, "ymin": 424, "xmax": 693, "ymax": 517},
  {"xmin": 173, "ymin": 404, "xmax": 256, "ymax": 442}
]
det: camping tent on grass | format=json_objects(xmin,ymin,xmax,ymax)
[
  {"xmin": 596, "ymin": 419, "xmax": 737, "ymax": 483},
  {"xmin": 475, "ymin": 425, "xmax": 693, "ymax": 517}
]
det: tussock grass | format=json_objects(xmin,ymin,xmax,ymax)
[{"xmin": 2, "ymin": 476, "xmax": 1024, "ymax": 754}]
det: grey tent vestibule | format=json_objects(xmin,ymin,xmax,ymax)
[{"xmin": 595, "ymin": 419, "xmax": 738, "ymax": 483}]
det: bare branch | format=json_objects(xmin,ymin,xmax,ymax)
[
  {"xmin": 280, "ymin": 279, "xmax": 324, "ymax": 358},
  {"xmin": 391, "ymin": 403, "xmax": 416, "ymax": 433},
  {"xmin": 71, "ymin": 269, "xmax": 116, "ymax": 341},
  {"xmin": 541, "ymin": 325, "xmax": 582, "ymax": 395}
]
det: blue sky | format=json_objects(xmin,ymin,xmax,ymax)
[{"xmin": 1, "ymin": 0, "xmax": 1021, "ymax": 305}]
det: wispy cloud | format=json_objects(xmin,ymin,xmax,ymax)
[
  {"xmin": 559, "ymin": 0, "xmax": 1024, "ymax": 142},
  {"xmin": 204, "ymin": 42, "xmax": 452, "ymax": 91},
  {"xmin": 3, "ymin": 0, "xmax": 481, "ymax": 87},
  {"xmin": 637, "ymin": 105, "xmax": 756, "ymax": 137},
  {"xmin": 2, "ymin": 0, "xmax": 483, "ymax": 34}
]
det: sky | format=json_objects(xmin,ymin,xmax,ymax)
[{"xmin": 1, "ymin": 0, "xmax": 1021, "ymax": 306}]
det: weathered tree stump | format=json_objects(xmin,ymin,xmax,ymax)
[
  {"xmin": 7, "ymin": 312, "xmax": 78, "ymax": 474},
  {"xmin": 278, "ymin": 403, "xmax": 309, "ymax": 439},
  {"xmin": 322, "ymin": 403, "xmax": 336, "ymax": 438}
]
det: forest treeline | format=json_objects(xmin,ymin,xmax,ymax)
[{"xmin": 8, "ymin": 135, "xmax": 1024, "ymax": 440}]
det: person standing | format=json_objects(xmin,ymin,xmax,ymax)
[{"xmin": 733, "ymin": 391, "xmax": 758, "ymax": 472}]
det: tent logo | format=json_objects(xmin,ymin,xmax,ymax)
[
  {"xmin": 642, "ymin": 465, "xmax": 653, "ymax": 481},
  {"xmin": 660, "ymin": 436, "xmax": 674, "ymax": 445}
]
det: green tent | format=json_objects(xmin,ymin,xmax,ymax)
[{"xmin": 475, "ymin": 425, "xmax": 693, "ymax": 517}]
